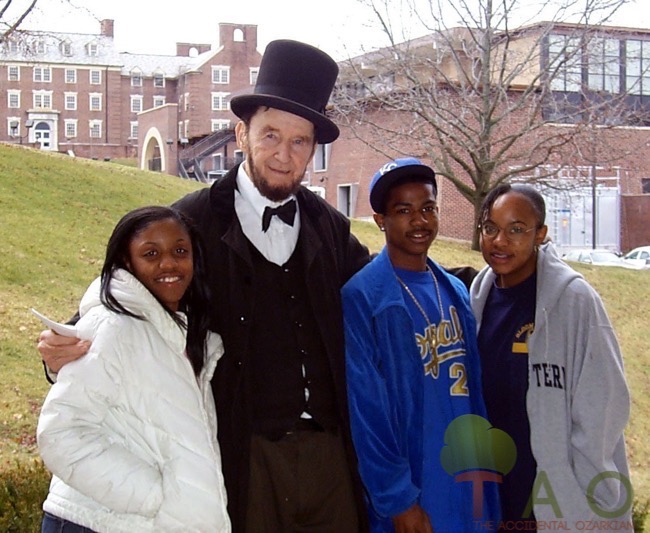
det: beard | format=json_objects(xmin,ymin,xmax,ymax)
[{"xmin": 245, "ymin": 148, "xmax": 308, "ymax": 203}]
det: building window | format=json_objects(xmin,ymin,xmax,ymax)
[
  {"xmin": 65, "ymin": 69, "xmax": 77, "ymax": 83},
  {"xmin": 548, "ymin": 35, "xmax": 582, "ymax": 92},
  {"xmin": 131, "ymin": 95, "xmax": 143, "ymax": 113},
  {"xmin": 643, "ymin": 178, "xmax": 650, "ymax": 194},
  {"xmin": 61, "ymin": 41, "xmax": 72, "ymax": 56},
  {"xmin": 90, "ymin": 70, "xmax": 101, "ymax": 85},
  {"xmin": 153, "ymin": 73, "xmax": 165, "ymax": 87},
  {"xmin": 131, "ymin": 71, "xmax": 143, "ymax": 87},
  {"xmin": 64, "ymin": 92, "xmax": 77, "ymax": 110},
  {"xmin": 211, "ymin": 92, "xmax": 229, "ymax": 111},
  {"xmin": 8, "ymin": 118, "xmax": 20, "ymax": 137},
  {"xmin": 86, "ymin": 42, "xmax": 98, "ymax": 56},
  {"xmin": 32, "ymin": 39, "xmax": 46, "ymax": 54},
  {"xmin": 587, "ymin": 37, "xmax": 621, "ymax": 93},
  {"xmin": 89, "ymin": 120, "xmax": 102, "ymax": 138},
  {"xmin": 184, "ymin": 92, "xmax": 190, "ymax": 111},
  {"xmin": 130, "ymin": 121, "xmax": 138, "ymax": 139},
  {"xmin": 64, "ymin": 120, "xmax": 77, "ymax": 138},
  {"xmin": 8, "ymin": 90, "xmax": 20, "ymax": 108},
  {"xmin": 153, "ymin": 96, "xmax": 166, "ymax": 107},
  {"xmin": 33, "ymin": 91, "xmax": 52, "ymax": 109},
  {"xmin": 89, "ymin": 93, "xmax": 102, "ymax": 111},
  {"xmin": 234, "ymin": 150, "xmax": 244, "ymax": 164},
  {"xmin": 178, "ymin": 121, "xmax": 183, "ymax": 139},
  {"xmin": 184, "ymin": 120, "xmax": 190, "ymax": 138},
  {"xmin": 33, "ymin": 66, "xmax": 52, "ymax": 83},
  {"xmin": 8, "ymin": 40, "xmax": 19, "ymax": 53},
  {"xmin": 212, "ymin": 66, "xmax": 230, "ymax": 84},
  {"xmin": 250, "ymin": 68, "xmax": 259, "ymax": 85},
  {"xmin": 8, "ymin": 66, "xmax": 20, "ymax": 81},
  {"xmin": 211, "ymin": 119, "xmax": 231, "ymax": 132},
  {"xmin": 625, "ymin": 40, "xmax": 650, "ymax": 96},
  {"xmin": 313, "ymin": 143, "xmax": 331, "ymax": 171}
]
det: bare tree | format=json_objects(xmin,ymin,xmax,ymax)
[
  {"xmin": 0, "ymin": 0, "xmax": 39, "ymax": 43},
  {"xmin": 334, "ymin": 0, "xmax": 646, "ymax": 249}
]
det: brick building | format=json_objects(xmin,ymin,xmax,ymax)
[
  {"xmin": 0, "ymin": 20, "xmax": 258, "ymax": 171},
  {"xmin": 325, "ymin": 22, "xmax": 650, "ymax": 252}
]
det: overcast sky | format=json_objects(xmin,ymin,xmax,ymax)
[{"xmin": 13, "ymin": 0, "xmax": 650, "ymax": 60}]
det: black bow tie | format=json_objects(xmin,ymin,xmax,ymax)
[{"xmin": 262, "ymin": 199, "xmax": 297, "ymax": 232}]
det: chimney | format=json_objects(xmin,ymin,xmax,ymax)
[{"xmin": 100, "ymin": 19, "xmax": 114, "ymax": 38}]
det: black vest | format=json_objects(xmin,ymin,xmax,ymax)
[{"xmin": 246, "ymin": 240, "xmax": 339, "ymax": 437}]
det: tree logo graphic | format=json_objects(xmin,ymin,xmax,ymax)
[{"xmin": 440, "ymin": 414, "xmax": 516, "ymax": 518}]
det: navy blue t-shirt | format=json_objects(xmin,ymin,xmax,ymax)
[{"xmin": 478, "ymin": 272, "xmax": 537, "ymax": 528}]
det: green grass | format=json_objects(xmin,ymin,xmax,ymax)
[{"xmin": 0, "ymin": 143, "xmax": 648, "ymax": 512}]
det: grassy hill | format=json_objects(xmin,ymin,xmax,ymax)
[{"xmin": 1, "ymin": 143, "xmax": 648, "ymax": 507}]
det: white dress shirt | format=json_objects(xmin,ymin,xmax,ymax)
[{"xmin": 234, "ymin": 164, "xmax": 300, "ymax": 266}]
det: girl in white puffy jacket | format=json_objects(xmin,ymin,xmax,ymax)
[{"xmin": 37, "ymin": 206, "xmax": 230, "ymax": 533}]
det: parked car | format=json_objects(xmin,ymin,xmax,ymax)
[
  {"xmin": 622, "ymin": 246, "xmax": 650, "ymax": 269},
  {"xmin": 562, "ymin": 249, "xmax": 643, "ymax": 270}
]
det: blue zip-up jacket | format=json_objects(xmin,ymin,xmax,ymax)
[{"xmin": 342, "ymin": 248, "xmax": 499, "ymax": 531}]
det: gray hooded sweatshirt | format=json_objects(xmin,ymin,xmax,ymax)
[{"xmin": 470, "ymin": 243, "xmax": 632, "ymax": 527}]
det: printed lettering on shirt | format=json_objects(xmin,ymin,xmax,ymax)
[
  {"xmin": 531, "ymin": 362, "xmax": 566, "ymax": 389},
  {"xmin": 415, "ymin": 306, "xmax": 469, "ymax": 396},
  {"xmin": 512, "ymin": 322, "xmax": 534, "ymax": 354}
]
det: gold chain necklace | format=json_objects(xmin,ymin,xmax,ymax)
[
  {"xmin": 395, "ymin": 265, "xmax": 445, "ymax": 368},
  {"xmin": 394, "ymin": 266, "xmax": 445, "ymax": 330}
]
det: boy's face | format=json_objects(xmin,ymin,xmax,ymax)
[{"xmin": 374, "ymin": 181, "xmax": 439, "ymax": 271}]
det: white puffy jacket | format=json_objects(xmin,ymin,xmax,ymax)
[{"xmin": 37, "ymin": 269, "xmax": 230, "ymax": 532}]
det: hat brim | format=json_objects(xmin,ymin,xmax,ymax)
[
  {"xmin": 370, "ymin": 164, "xmax": 437, "ymax": 213},
  {"xmin": 231, "ymin": 94, "xmax": 340, "ymax": 144}
]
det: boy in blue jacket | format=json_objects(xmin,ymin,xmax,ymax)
[{"xmin": 342, "ymin": 158, "xmax": 500, "ymax": 532}]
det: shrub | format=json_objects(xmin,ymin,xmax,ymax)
[
  {"xmin": 0, "ymin": 459, "xmax": 50, "ymax": 532},
  {"xmin": 635, "ymin": 498, "xmax": 650, "ymax": 533}
]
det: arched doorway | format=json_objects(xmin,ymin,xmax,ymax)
[{"xmin": 33, "ymin": 121, "xmax": 52, "ymax": 150}]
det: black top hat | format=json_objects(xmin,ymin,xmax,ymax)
[{"xmin": 230, "ymin": 39, "xmax": 340, "ymax": 144}]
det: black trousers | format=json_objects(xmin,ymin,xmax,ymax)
[{"xmin": 246, "ymin": 425, "xmax": 360, "ymax": 532}]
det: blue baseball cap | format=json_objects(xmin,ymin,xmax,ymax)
[{"xmin": 369, "ymin": 157, "xmax": 437, "ymax": 213}]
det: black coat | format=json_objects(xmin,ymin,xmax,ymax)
[{"xmin": 174, "ymin": 165, "xmax": 370, "ymax": 532}]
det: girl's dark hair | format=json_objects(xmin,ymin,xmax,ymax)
[
  {"xmin": 479, "ymin": 183, "xmax": 546, "ymax": 227},
  {"xmin": 100, "ymin": 205, "xmax": 211, "ymax": 376}
]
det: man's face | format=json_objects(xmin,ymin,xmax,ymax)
[
  {"xmin": 236, "ymin": 107, "xmax": 317, "ymax": 202},
  {"xmin": 373, "ymin": 181, "xmax": 439, "ymax": 271}
]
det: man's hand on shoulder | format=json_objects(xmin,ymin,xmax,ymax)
[
  {"xmin": 38, "ymin": 329, "xmax": 90, "ymax": 374},
  {"xmin": 392, "ymin": 503, "xmax": 434, "ymax": 533}
]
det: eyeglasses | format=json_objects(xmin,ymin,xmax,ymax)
[{"xmin": 479, "ymin": 222, "xmax": 537, "ymax": 241}]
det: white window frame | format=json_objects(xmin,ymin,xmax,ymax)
[
  {"xmin": 211, "ymin": 119, "xmax": 231, "ymax": 132},
  {"xmin": 86, "ymin": 42, "xmax": 98, "ymax": 57},
  {"xmin": 212, "ymin": 66, "xmax": 230, "ymax": 84},
  {"xmin": 89, "ymin": 120, "xmax": 102, "ymax": 138},
  {"xmin": 89, "ymin": 93, "xmax": 102, "ymax": 112},
  {"xmin": 131, "ymin": 95, "xmax": 143, "ymax": 113},
  {"xmin": 8, "ymin": 90, "xmax": 20, "ymax": 109},
  {"xmin": 250, "ymin": 67, "xmax": 259, "ymax": 85},
  {"xmin": 90, "ymin": 69, "xmax": 102, "ymax": 85},
  {"xmin": 211, "ymin": 92, "xmax": 230, "ymax": 111},
  {"xmin": 65, "ymin": 68, "xmax": 77, "ymax": 83},
  {"xmin": 64, "ymin": 119, "xmax": 77, "ymax": 138},
  {"xmin": 61, "ymin": 41, "xmax": 72, "ymax": 56},
  {"xmin": 8, "ymin": 66, "xmax": 20, "ymax": 81},
  {"xmin": 313, "ymin": 143, "xmax": 331, "ymax": 172},
  {"xmin": 184, "ymin": 92, "xmax": 190, "ymax": 111},
  {"xmin": 153, "ymin": 73, "xmax": 165, "ymax": 88},
  {"xmin": 33, "ymin": 90, "xmax": 53, "ymax": 109},
  {"xmin": 64, "ymin": 92, "xmax": 77, "ymax": 111},
  {"xmin": 131, "ymin": 71, "xmax": 143, "ymax": 87},
  {"xmin": 153, "ymin": 96, "xmax": 166, "ymax": 108},
  {"xmin": 33, "ymin": 66, "xmax": 52, "ymax": 83},
  {"xmin": 130, "ymin": 121, "xmax": 139, "ymax": 139},
  {"xmin": 8, "ymin": 117, "xmax": 20, "ymax": 137}
]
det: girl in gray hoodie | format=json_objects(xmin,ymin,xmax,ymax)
[{"xmin": 470, "ymin": 184, "xmax": 632, "ymax": 531}]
